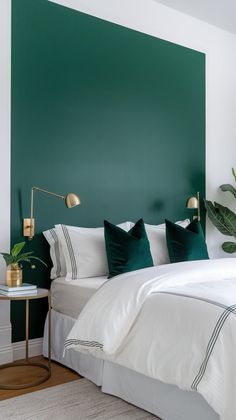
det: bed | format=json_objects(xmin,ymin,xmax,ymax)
[
  {"xmin": 43, "ymin": 265, "xmax": 225, "ymax": 420},
  {"xmin": 42, "ymin": 220, "xmax": 236, "ymax": 420}
]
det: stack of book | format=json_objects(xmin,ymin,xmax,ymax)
[{"xmin": 0, "ymin": 283, "xmax": 37, "ymax": 297}]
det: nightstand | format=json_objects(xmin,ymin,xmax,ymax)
[{"xmin": 0, "ymin": 288, "xmax": 51, "ymax": 389}]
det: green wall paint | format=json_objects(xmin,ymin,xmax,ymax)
[{"xmin": 11, "ymin": 0, "xmax": 205, "ymax": 342}]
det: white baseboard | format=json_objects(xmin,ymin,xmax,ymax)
[
  {"xmin": 0, "ymin": 323, "xmax": 13, "ymax": 365},
  {"xmin": 0, "ymin": 323, "xmax": 12, "ymax": 346},
  {"xmin": 13, "ymin": 337, "xmax": 43, "ymax": 361},
  {"xmin": 0, "ymin": 343, "xmax": 13, "ymax": 364}
]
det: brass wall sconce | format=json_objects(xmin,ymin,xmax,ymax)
[
  {"xmin": 23, "ymin": 186, "xmax": 80, "ymax": 239},
  {"xmin": 186, "ymin": 191, "xmax": 200, "ymax": 221}
]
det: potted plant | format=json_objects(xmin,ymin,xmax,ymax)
[
  {"xmin": 205, "ymin": 168, "xmax": 236, "ymax": 254},
  {"xmin": 0, "ymin": 242, "xmax": 47, "ymax": 287}
]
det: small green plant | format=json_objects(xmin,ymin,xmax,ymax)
[
  {"xmin": 205, "ymin": 168, "xmax": 236, "ymax": 254},
  {"xmin": 0, "ymin": 242, "xmax": 47, "ymax": 268}
]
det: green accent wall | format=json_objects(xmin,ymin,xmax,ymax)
[{"xmin": 11, "ymin": 0, "xmax": 205, "ymax": 341}]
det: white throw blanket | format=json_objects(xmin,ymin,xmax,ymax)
[{"xmin": 65, "ymin": 258, "xmax": 236, "ymax": 420}]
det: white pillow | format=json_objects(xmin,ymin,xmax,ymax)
[
  {"xmin": 55, "ymin": 222, "xmax": 132, "ymax": 280},
  {"xmin": 43, "ymin": 228, "xmax": 66, "ymax": 279},
  {"xmin": 145, "ymin": 219, "xmax": 190, "ymax": 266}
]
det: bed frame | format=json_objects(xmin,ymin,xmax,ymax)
[{"xmin": 43, "ymin": 309, "xmax": 219, "ymax": 420}]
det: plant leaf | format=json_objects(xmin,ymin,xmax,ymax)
[
  {"xmin": 11, "ymin": 242, "xmax": 26, "ymax": 257},
  {"xmin": 28, "ymin": 256, "xmax": 47, "ymax": 268},
  {"xmin": 222, "ymin": 241, "xmax": 236, "ymax": 253},
  {"xmin": 220, "ymin": 184, "xmax": 236, "ymax": 198},
  {"xmin": 1, "ymin": 252, "xmax": 11, "ymax": 258},
  {"xmin": 214, "ymin": 202, "xmax": 236, "ymax": 237},
  {"xmin": 15, "ymin": 252, "xmax": 34, "ymax": 262},
  {"xmin": 204, "ymin": 200, "xmax": 232, "ymax": 236},
  {"xmin": 1, "ymin": 254, "xmax": 13, "ymax": 265},
  {"xmin": 232, "ymin": 168, "xmax": 236, "ymax": 182}
]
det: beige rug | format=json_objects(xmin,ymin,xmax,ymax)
[{"xmin": 0, "ymin": 378, "xmax": 158, "ymax": 419}]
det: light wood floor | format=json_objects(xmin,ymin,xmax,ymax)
[{"xmin": 0, "ymin": 355, "xmax": 80, "ymax": 401}]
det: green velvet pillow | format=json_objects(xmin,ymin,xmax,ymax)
[
  {"xmin": 165, "ymin": 219, "xmax": 209, "ymax": 263},
  {"xmin": 104, "ymin": 219, "xmax": 154, "ymax": 278}
]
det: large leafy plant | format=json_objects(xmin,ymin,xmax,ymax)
[
  {"xmin": 205, "ymin": 168, "xmax": 236, "ymax": 254},
  {"xmin": 0, "ymin": 242, "xmax": 47, "ymax": 268}
]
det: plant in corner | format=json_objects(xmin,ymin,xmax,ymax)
[
  {"xmin": 0, "ymin": 241, "xmax": 47, "ymax": 287},
  {"xmin": 205, "ymin": 168, "xmax": 236, "ymax": 254}
]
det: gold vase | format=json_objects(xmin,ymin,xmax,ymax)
[{"xmin": 6, "ymin": 263, "xmax": 23, "ymax": 287}]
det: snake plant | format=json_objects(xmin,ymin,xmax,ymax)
[
  {"xmin": 205, "ymin": 168, "xmax": 236, "ymax": 254},
  {"xmin": 0, "ymin": 241, "xmax": 47, "ymax": 268}
]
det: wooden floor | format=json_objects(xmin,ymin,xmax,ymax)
[{"xmin": 0, "ymin": 355, "xmax": 80, "ymax": 401}]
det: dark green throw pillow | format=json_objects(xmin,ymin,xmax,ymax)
[
  {"xmin": 104, "ymin": 219, "xmax": 154, "ymax": 278},
  {"xmin": 165, "ymin": 219, "xmax": 209, "ymax": 263}
]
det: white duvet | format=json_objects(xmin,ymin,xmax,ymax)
[{"xmin": 65, "ymin": 258, "xmax": 236, "ymax": 420}]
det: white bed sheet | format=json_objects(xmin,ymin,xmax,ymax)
[{"xmin": 51, "ymin": 276, "xmax": 107, "ymax": 319}]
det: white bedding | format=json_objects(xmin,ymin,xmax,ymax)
[
  {"xmin": 51, "ymin": 276, "xmax": 107, "ymax": 318},
  {"xmin": 65, "ymin": 258, "xmax": 236, "ymax": 420},
  {"xmin": 43, "ymin": 309, "xmax": 219, "ymax": 420}
]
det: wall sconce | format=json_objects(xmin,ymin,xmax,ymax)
[
  {"xmin": 23, "ymin": 186, "xmax": 80, "ymax": 239},
  {"xmin": 186, "ymin": 191, "xmax": 200, "ymax": 221}
]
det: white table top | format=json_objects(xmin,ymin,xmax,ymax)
[{"xmin": 0, "ymin": 288, "xmax": 50, "ymax": 300}]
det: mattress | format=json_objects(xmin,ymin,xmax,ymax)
[{"xmin": 51, "ymin": 276, "xmax": 107, "ymax": 318}]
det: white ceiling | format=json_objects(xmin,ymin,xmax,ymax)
[{"xmin": 155, "ymin": 0, "xmax": 236, "ymax": 34}]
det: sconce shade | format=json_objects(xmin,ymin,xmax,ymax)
[
  {"xmin": 65, "ymin": 193, "xmax": 81, "ymax": 208},
  {"xmin": 186, "ymin": 196, "xmax": 199, "ymax": 209}
]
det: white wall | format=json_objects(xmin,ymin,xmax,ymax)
[
  {"xmin": 50, "ymin": 0, "xmax": 236, "ymax": 258},
  {"xmin": 0, "ymin": 0, "xmax": 12, "ymax": 363}
]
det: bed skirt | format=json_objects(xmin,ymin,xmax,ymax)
[{"xmin": 43, "ymin": 309, "xmax": 219, "ymax": 420}]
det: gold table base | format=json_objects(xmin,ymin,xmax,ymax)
[
  {"xmin": 0, "ymin": 361, "xmax": 51, "ymax": 390},
  {"xmin": 0, "ymin": 289, "xmax": 51, "ymax": 390}
]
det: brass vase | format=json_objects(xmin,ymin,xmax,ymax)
[{"xmin": 6, "ymin": 263, "xmax": 23, "ymax": 287}]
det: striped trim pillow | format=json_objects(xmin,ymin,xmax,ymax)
[
  {"xmin": 43, "ymin": 228, "xmax": 67, "ymax": 279},
  {"xmin": 55, "ymin": 222, "xmax": 132, "ymax": 280}
]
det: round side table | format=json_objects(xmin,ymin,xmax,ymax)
[{"xmin": 0, "ymin": 288, "xmax": 51, "ymax": 389}]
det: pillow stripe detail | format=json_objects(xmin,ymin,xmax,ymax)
[
  {"xmin": 50, "ymin": 229, "xmax": 61, "ymax": 278},
  {"xmin": 61, "ymin": 225, "xmax": 77, "ymax": 279}
]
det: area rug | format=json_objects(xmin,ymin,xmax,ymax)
[{"xmin": 0, "ymin": 378, "xmax": 158, "ymax": 419}]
